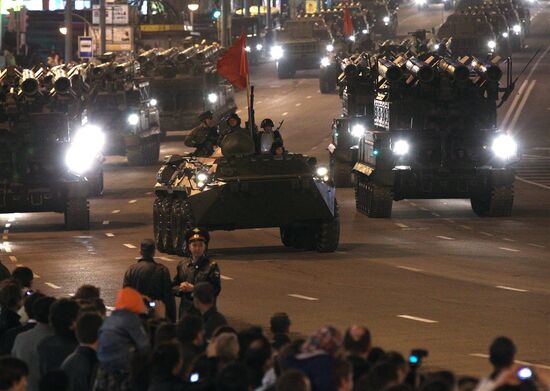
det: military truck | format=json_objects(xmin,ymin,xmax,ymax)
[
  {"xmin": 0, "ymin": 67, "xmax": 97, "ymax": 229},
  {"xmin": 86, "ymin": 60, "xmax": 161, "ymax": 166},
  {"xmin": 362, "ymin": 1, "xmax": 398, "ymax": 39},
  {"xmin": 271, "ymin": 17, "xmax": 332, "ymax": 79},
  {"xmin": 137, "ymin": 45, "xmax": 237, "ymax": 133},
  {"xmin": 415, "ymin": 0, "xmax": 455, "ymax": 11},
  {"xmin": 438, "ymin": 13, "xmax": 498, "ymax": 57},
  {"xmin": 351, "ymin": 53, "xmax": 519, "ymax": 217},
  {"xmin": 153, "ymin": 131, "xmax": 340, "ymax": 254}
]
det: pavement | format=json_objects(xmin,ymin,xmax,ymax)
[{"xmin": 1, "ymin": 1, "xmax": 549, "ymax": 378}]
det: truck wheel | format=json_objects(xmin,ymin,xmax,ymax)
[
  {"xmin": 280, "ymin": 226, "xmax": 296, "ymax": 247},
  {"xmin": 277, "ymin": 62, "xmax": 293, "ymax": 79},
  {"xmin": 314, "ymin": 200, "xmax": 340, "ymax": 253},
  {"xmin": 331, "ymin": 158, "xmax": 353, "ymax": 188},
  {"xmin": 153, "ymin": 197, "xmax": 164, "ymax": 251},
  {"xmin": 471, "ymin": 186, "xmax": 513, "ymax": 217},
  {"xmin": 161, "ymin": 197, "xmax": 175, "ymax": 254},
  {"xmin": 171, "ymin": 198, "xmax": 195, "ymax": 256},
  {"xmin": 64, "ymin": 198, "xmax": 90, "ymax": 230},
  {"xmin": 355, "ymin": 175, "xmax": 393, "ymax": 218},
  {"xmin": 87, "ymin": 169, "xmax": 104, "ymax": 197}
]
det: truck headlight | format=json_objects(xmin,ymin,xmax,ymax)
[
  {"xmin": 320, "ymin": 57, "xmax": 331, "ymax": 67},
  {"xmin": 245, "ymin": 46, "xmax": 251, "ymax": 52},
  {"xmin": 207, "ymin": 93, "xmax": 218, "ymax": 103},
  {"xmin": 65, "ymin": 124, "xmax": 104, "ymax": 174},
  {"xmin": 502, "ymin": 32, "xmax": 509, "ymax": 38},
  {"xmin": 196, "ymin": 172, "xmax": 209, "ymax": 188},
  {"xmin": 362, "ymin": 29, "xmax": 368, "ymax": 34},
  {"xmin": 150, "ymin": 98, "xmax": 157, "ymax": 106},
  {"xmin": 127, "ymin": 113, "xmax": 139, "ymax": 126},
  {"xmin": 256, "ymin": 43, "xmax": 263, "ymax": 51},
  {"xmin": 491, "ymin": 135, "xmax": 517, "ymax": 159},
  {"xmin": 383, "ymin": 16, "xmax": 390, "ymax": 24},
  {"xmin": 271, "ymin": 45, "xmax": 284, "ymax": 60},
  {"xmin": 392, "ymin": 139, "xmax": 410, "ymax": 156},
  {"xmin": 487, "ymin": 40, "xmax": 496, "ymax": 50},
  {"xmin": 351, "ymin": 124, "xmax": 366, "ymax": 138},
  {"xmin": 348, "ymin": 35, "xmax": 356, "ymax": 42},
  {"xmin": 316, "ymin": 166, "xmax": 329, "ymax": 181},
  {"xmin": 513, "ymin": 24, "xmax": 521, "ymax": 34},
  {"xmin": 326, "ymin": 44, "xmax": 334, "ymax": 52}
]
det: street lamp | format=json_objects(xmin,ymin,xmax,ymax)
[
  {"xmin": 59, "ymin": 26, "xmax": 68, "ymax": 35},
  {"xmin": 188, "ymin": 3, "xmax": 199, "ymax": 31}
]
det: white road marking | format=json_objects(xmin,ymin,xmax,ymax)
[
  {"xmin": 431, "ymin": 212, "xmax": 441, "ymax": 217},
  {"xmin": 257, "ymin": 100, "xmax": 263, "ymax": 104},
  {"xmin": 528, "ymin": 243, "xmax": 545, "ymax": 249},
  {"xmin": 306, "ymin": 95, "xmax": 312, "ymax": 99},
  {"xmin": 459, "ymin": 225, "xmax": 472, "ymax": 230},
  {"xmin": 479, "ymin": 231, "xmax": 494, "ymax": 237},
  {"xmin": 470, "ymin": 354, "xmax": 550, "ymax": 370},
  {"xmin": 112, "ymin": 210, "xmax": 121, "ymax": 214},
  {"xmin": 409, "ymin": 202, "xmax": 417, "ymax": 206},
  {"xmin": 128, "ymin": 199, "xmax": 137, "ymax": 204},
  {"xmin": 496, "ymin": 285, "xmax": 528, "ymax": 292},
  {"xmin": 502, "ymin": 238, "xmax": 515, "ymax": 242},
  {"xmin": 288, "ymin": 294, "xmax": 319, "ymax": 301},
  {"xmin": 501, "ymin": 79, "xmax": 528, "ymax": 128},
  {"xmin": 419, "ymin": 207, "xmax": 429, "ymax": 211},
  {"xmin": 9, "ymin": 256, "xmax": 17, "ymax": 263},
  {"xmin": 45, "ymin": 282, "xmax": 61, "ymax": 289},
  {"xmin": 105, "ymin": 233, "xmax": 115, "ymax": 237},
  {"xmin": 221, "ymin": 275, "xmax": 234, "ymax": 280},
  {"xmin": 436, "ymin": 235, "xmax": 454, "ymax": 240},
  {"xmin": 145, "ymin": 192, "xmax": 153, "ymax": 195},
  {"xmin": 33, "ymin": 273, "xmax": 40, "ymax": 278},
  {"xmin": 443, "ymin": 218, "xmax": 455, "ymax": 223},
  {"xmin": 395, "ymin": 223, "xmax": 408, "ymax": 228},
  {"xmin": 123, "ymin": 244, "xmax": 137, "ymax": 249},
  {"xmin": 103, "ymin": 220, "xmax": 110, "ymax": 225},
  {"xmin": 4, "ymin": 246, "xmax": 12, "ymax": 253},
  {"xmin": 515, "ymin": 176, "xmax": 550, "ymax": 191},
  {"xmin": 295, "ymin": 103, "xmax": 302, "ymax": 107},
  {"xmin": 282, "ymin": 112, "xmax": 288, "ymax": 116},
  {"xmin": 499, "ymin": 247, "xmax": 520, "ymax": 252},
  {"xmin": 158, "ymin": 257, "xmax": 175, "ymax": 262},
  {"xmin": 397, "ymin": 315, "xmax": 438, "ymax": 324},
  {"xmin": 311, "ymin": 146, "xmax": 318, "ymax": 150},
  {"xmin": 397, "ymin": 265, "xmax": 422, "ymax": 272},
  {"xmin": 508, "ymin": 79, "xmax": 536, "ymax": 131}
]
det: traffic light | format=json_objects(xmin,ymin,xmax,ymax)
[
  {"xmin": 19, "ymin": 7, "xmax": 29, "ymax": 33},
  {"xmin": 7, "ymin": 9, "xmax": 16, "ymax": 32},
  {"xmin": 212, "ymin": 8, "xmax": 221, "ymax": 19}
]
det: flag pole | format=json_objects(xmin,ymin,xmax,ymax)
[{"xmin": 246, "ymin": 59, "xmax": 255, "ymax": 140}]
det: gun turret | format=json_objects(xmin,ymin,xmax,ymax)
[
  {"xmin": 52, "ymin": 68, "xmax": 72, "ymax": 94},
  {"xmin": 20, "ymin": 69, "xmax": 40, "ymax": 96}
]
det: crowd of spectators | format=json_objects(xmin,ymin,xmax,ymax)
[{"xmin": 0, "ymin": 245, "xmax": 549, "ymax": 391}]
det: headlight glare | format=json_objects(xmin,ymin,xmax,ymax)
[
  {"xmin": 65, "ymin": 124, "xmax": 104, "ymax": 174},
  {"xmin": 245, "ymin": 46, "xmax": 251, "ymax": 52},
  {"xmin": 351, "ymin": 124, "xmax": 366, "ymax": 138},
  {"xmin": 513, "ymin": 24, "xmax": 521, "ymax": 33},
  {"xmin": 320, "ymin": 57, "xmax": 331, "ymax": 67},
  {"xmin": 349, "ymin": 35, "xmax": 356, "ymax": 42},
  {"xmin": 491, "ymin": 135, "xmax": 517, "ymax": 159},
  {"xmin": 326, "ymin": 44, "xmax": 334, "ymax": 52},
  {"xmin": 196, "ymin": 172, "xmax": 209, "ymax": 182},
  {"xmin": 207, "ymin": 93, "xmax": 218, "ymax": 103},
  {"xmin": 392, "ymin": 139, "xmax": 410, "ymax": 156},
  {"xmin": 383, "ymin": 16, "xmax": 390, "ymax": 23},
  {"xmin": 271, "ymin": 45, "xmax": 284, "ymax": 60},
  {"xmin": 127, "ymin": 113, "xmax": 139, "ymax": 126},
  {"xmin": 488, "ymin": 40, "xmax": 496, "ymax": 50},
  {"xmin": 316, "ymin": 166, "xmax": 329, "ymax": 177},
  {"xmin": 150, "ymin": 98, "xmax": 157, "ymax": 106},
  {"xmin": 256, "ymin": 43, "xmax": 263, "ymax": 51}
]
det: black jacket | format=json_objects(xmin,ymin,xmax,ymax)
[
  {"xmin": 123, "ymin": 258, "xmax": 176, "ymax": 321},
  {"xmin": 61, "ymin": 345, "xmax": 99, "ymax": 391},
  {"xmin": 202, "ymin": 307, "xmax": 227, "ymax": 342},
  {"xmin": 147, "ymin": 375, "xmax": 186, "ymax": 391},
  {"xmin": 38, "ymin": 333, "xmax": 79, "ymax": 374},
  {"xmin": 0, "ymin": 262, "xmax": 10, "ymax": 282},
  {"xmin": 0, "ymin": 320, "xmax": 35, "ymax": 355},
  {"xmin": 172, "ymin": 256, "xmax": 221, "ymax": 319},
  {"xmin": 0, "ymin": 308, "xmax": 21, "ymax": 340},
  {"xmin": 185, "ymin": 124, "xmax": 218, "ymax": 157}
]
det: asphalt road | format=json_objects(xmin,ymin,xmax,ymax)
[{"xmin": 1, "ymin": 1, "xmax": 549, "ymax": 378}]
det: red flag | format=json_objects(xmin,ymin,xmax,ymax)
[
  {"xmin": 343, "ymin": 3, "xmax": 354, "ymax": 37},
  {"xmin": 216, "ymin": 33, "xmax": 249, "ymax": 90}
]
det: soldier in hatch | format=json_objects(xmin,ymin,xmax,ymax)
[{"xmin": 184, "ymin": 110, "xmax": 219, "ymax": 157}]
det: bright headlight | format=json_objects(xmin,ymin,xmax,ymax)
[
  {"xmin": 416, "ymin": 0, "xmax": 427, "ymax": 5},
  {"xmin": 513, "ymin": 24, "xmax": 521, "ymax": 33},
  {"xmin": 65, "ymin": 146, "xmax": 96, "ymax": 175},
  {"xmin": 502, "ymin": 32, "xmax": 509, "ymax": 38},
  {"xmin": 326, "ymin": 44, "xmax": 334, "ymax": 52},
  {"xmin": 271, "ymin": 46, "xmax": 284, "ymax": 60},
  {"xmin": 491, "ymin": 135, "xmax": 517, "ymax": 159},
  {"xmin": 207, "ymin": 93, "xmax": 218, "ymax": 103},
  {"xmin": 351, "ymin": 124, "xmax": 366, "ymax": 138},
  {"xmin": 362, "ymin": 29, "xmax": 368, "ymax": 34},
  {"xmin": 316, "ymin": 166, "xmax": 329, "ymax": 177},
  {"xmin": 434, "ymin": 43, "xmax": 441, "ymax": 50},
  {"xmin": 349, "ymin": 35, "xmax": 356, "ymax": 42},
  {"xmin": 65, "ymin": 124, "xmax": 104, "ymax": 174},
  {"xmin": 392, "ymin": 139, "xmax": 410, "ymax": 156},
  {"xmin": 196, "ymin": 172, "xmax": 209, "ymax": 182},
  {"xmin": 488, "ymin": 40, "xmax": 496, "ymax": 50},
  {"xmin": 320, "ymin": 57, "xmax": 331, "ymax": 67},
  {"xmin": 150, "ymin": 98, "xmax": 157, "ymax": 106},
  {"xmin": 127, "ymin": 113, "xmax": 139, "ymax": 126},
  {"xmin": 256, "ymin": 43, "xmax": 263, "ymax": 51},
  {"xmin": 245, "ymin": 46, "xmax": 251, "ymax": 52},
  {"xmin": 383, "ymin": 16, "xmax": 390, "ymax": 23}
]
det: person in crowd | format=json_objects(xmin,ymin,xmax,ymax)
[
  {"xmin": 154, "ymin": 322, "xmax": 177, "ymax": 347},
  {"xmin": 193, "ymin": 282, "xmax": 227, "ymax": 342},
  {"xmin": 147, "ymin": 342, "xmax": 185, "ymax": 391},
  {"xmin": 474, "ymin": 337, "xmax": 517, "ymax": 391},
  {"xmin": 61, "ymin": 312, "xmax": 103, "ymax": 391},
  {"xmin": 123, "ymin": 239, "xmax": 176, "ymax": 321},
  {"xmin": 356, "ymin": 361, "xmax": 400, "ymax": 391},
  {"xmin": 172, "ymin": 228, "xmax": 221, "ymax": 319},
  {"xmin": 0, "ymin": 279, "xmax": 23, "ymax": 338},
  {"xmin": 94, "ymin": 287, "xmax": 150, "ymax": 391},
  {"xmin": 39, "ymin": 370, "xmax": 69, "ymax": 391},
  {"xmin": 37, "ymin": 298, "xmax": 80, "ymax": 374},
  {"xmin": 185, "ymin": 110, "xmax": 220, "ymax": 157},
  {"xmin": 256, "ymin": 118, "xmax": 283, "ymax": 154},
  {"xmin": 11, "ymin": 296, "xmax": 55, "ymax": 391},
  {"xmin": 209, "ymin": 332, "xmax": 240, "ymax": 371},
  {"xmin": 0, "ymin": 356, "xmax": 28, "ymax": 391},
  {"xmin": 332, "ymin": 357, "xmax": 353, "ymax": 391},
  {"xmin": 343, "ymin": 325, "xmax": 371, "ymax": 383},
  {"xmin": 215, "ymin": 362, "xmax": 250, "ymax": 391},
  {"xmin": 384, "ymin": 352, "xmax": 408, "ymax": 384},
  {"xmin": 74, "ymin": 285, "xmax": 101, "ymax": 301},
  {"xmin": 176, "ymin": 314, "xmax": 204, "ymax": 375},
  {"xmin": 276, "ymin": 368, "xmax": 312, "ymax": 391},
  {"xmin": 11, "ymin": 267, "xmax": 33, "ymax": 295},
  {"xmin": 0, "ymin": 257, "xmax": 11, "ymax": 282},
  {"xmin": 242, "ymin": 332, "xmax": 272, "ymax": 389},
  {"xmin": 271, "ymin": 141, "xmax": 286, "ymax": 157},
  {"xmin": 0, "ymin": 291, "xmax": 45, "ymax": 355},
  {"xmin": 270, "ymin": 312, "xmax": 291, "ymax": 337}
]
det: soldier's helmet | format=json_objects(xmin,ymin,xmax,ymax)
[
  {"xmin": 261, "ymin": 118, "xmax": 275, "ymax": 128},
  {"xmin": 226, "ymin": 112, "xmax": 241, "ymax": 127},
  {"xmin": 199, "ymin": 110, "xmax": 214, "ymax": 122},
  {"xmin": 185, "ymin": 228, "xmax": 210, "ymax": 245}
]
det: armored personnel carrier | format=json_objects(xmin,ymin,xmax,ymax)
[
  {"xmin": 271, "ymin": 17, "xmax": 332, "ymax": 79},
  {"xmin": 0, "ymin": 67, "xmax": 97, "ymax": 229},
  {"xmin": 351, "ymin": 53, "xmax": 518, "ymax": 217},
  {"xmin": 153, "ymin": 131, "xmax": 339, "ymax": 254},
  {"xmin": 438, "ymin": 13, "xmax": 498, "ymax": 57},
  {"xmin": 137, "ymin": 45, "xmax": 237, "ymax": 133}
]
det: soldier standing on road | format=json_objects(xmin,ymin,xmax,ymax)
[
  {"xmin": 122, "ymin": 239, "xmax": 176, "ymax": 321},
  {"xmin": 172, "ymin": 229, "xmax": 221, "ymax": 319},
  {"xmin": 184, "ymin": 110, "xmax": 219, "ymax": 157}
]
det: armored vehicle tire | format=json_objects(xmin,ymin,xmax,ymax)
[
  {"xmin": 170, "ymin": 198, "xmax": 195, "ymax": 256},
  {"xmin": 277, "ymin": 62, "xmax": 295, "ymax": 79},
  {"xmin": 161, "ymin": 197, "xmax": 175, "ymax": 253},
  {"xmin": 154, "ymin": 196, "xmax": 175, "ymax": 253},
  {"xmin": 88, "ymin": 170, "xmax": 104, "ymax": 197},
  {"xmin": 127, "ymin": 136, "xmax": 161, "ymax": 166},
  {"xmin": 331, "ymin": 159, "xmax": 354, "ymax": 188},
  {"xmin": 280, "ymin": 226, "xmax": 295, "ymax": 247},
  {"xmin": 355, "ymin": 175, "xmax": 393, "ymax": 218},
  {"xmin": 471, "ymin": 186, "xmax": 514, "ymax": 217},
  {"xmin": 64, "ymin": 198, "xmax": 90, "ymax": 230},
  {"xmin": 313, "ymin": 201, "xmax": 340, "ymax": 253}
]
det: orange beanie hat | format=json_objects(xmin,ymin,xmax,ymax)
[{"xmin": 115, "ymin": 287, "xmax": 146, "ymax": 314}]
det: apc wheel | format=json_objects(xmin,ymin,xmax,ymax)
[
  {"xmin": 161, "ymin": 197, "xmax": 175, "ymax": 254},
  {"xmin": 355, "ymin": 175, "xmax": 393, "ymax": 218},
  {"xmin": 331, "ymin": 158, "xmax": 353, "ymax": 188},
  {"xmin": 87, "ymin": 170, "xmax": 104, "ymax": 197},
  {"xmin": 171, "ymin": 198, "xmax": 195, "ymax": 256},
  {"xmin": 314, "ymin": 201, "xmax": 340, "ymax": 253},
  {"xmin": 64, "ymin": 198, "xmax": 90, "ymax": 230},
  {"xmin": 471, "ymin": 186, "xmax": 513, "ymax": 217},
  {"xmin": 280, "ymin": 226, "xmax": 296, "ymax": 247},
  {"xmin": 277, "ymin": 62, "xmax": 294, "ymax": 79},
  {"xmin": 153, "ymin": 197, "xmax": 164, "ymax": 251}
]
